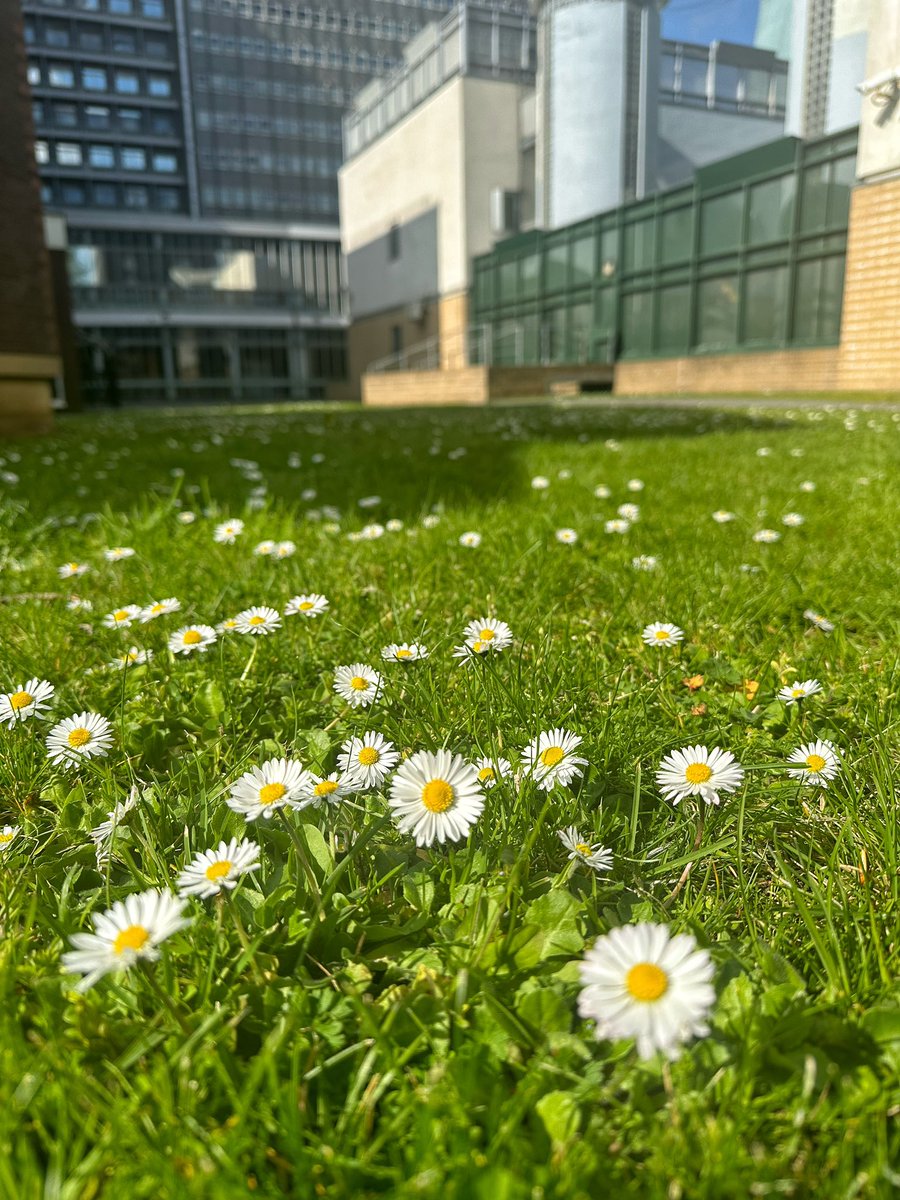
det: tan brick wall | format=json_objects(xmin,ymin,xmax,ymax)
[
  {"xmin": 614, "ymin": 347, "xmax": 842, "ymax": 396},
  {"xmin": 488, "ymin": 364, "xmax": 613, "ymax": 398},
  {"xmin": 439, "ymin": 292, "xmax": 469, "ymax": 369},
  {"xmin": 347, "ymin": 303, "xmax": 439, "ymax": 399},
  {"xmin": 363, "ymin": 366, "xmax": 488, "ymax": 407},
  {"xmin": 0, "ymin": 355, "xmax": 57, "ymax": 436},
  {"xmin": 837, "ymin": 179, "xmax": 900, "ymax": 391}
]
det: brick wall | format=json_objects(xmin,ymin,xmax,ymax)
[
  {"xmin": 363, "ymin": 367, "xmax": 488, "ymax": 406},
  {"xmin": 614, "ymin": 347, "xmax": 842, "ymax": 396}
]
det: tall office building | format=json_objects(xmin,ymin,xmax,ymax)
[
  {"xmin": 784, "ymin": 0, "xmax": 869, "ymax": 139},
  {"xmin": 21, "ymin": 0, "xmax": 509, "ymax": 402}
]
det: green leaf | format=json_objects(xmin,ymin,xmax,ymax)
[
  {"xmin": 535, "ymin": 1090, "xmax": 581, "ymax": 1146},
  {"xmin": 509, "ymin": 890, "xmax": 583, "ymax": 969}
]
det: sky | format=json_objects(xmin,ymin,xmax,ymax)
[{"xmin": 661, "ymin": 0, "xmax": 761, "ymax": 48}]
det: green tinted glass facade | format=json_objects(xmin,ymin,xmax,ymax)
[{"xmin": 471, "ymin": 131, "xmax": 857, "ymax": 364}]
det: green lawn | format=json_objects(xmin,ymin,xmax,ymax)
[{"xmin": 1, "ymin": 400, "xmax": 898, "ymax": 1199}]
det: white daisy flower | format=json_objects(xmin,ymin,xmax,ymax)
[
  {"xmin": 782, "ymin": 513, "xmax": 805, "ymax": 527},
  {"xmin": 452, "ymin": 641, "xmax": 493, "ymax": 664},
  {"xmin": 254, "ymin": 540, "xmax": 276, "ymax": 556},
  {"xmin": 109, "ymin": 647, "xmax": 153, "ymax": 669},
  {"xmin": 381, "ymin": 642, "xmax": 428, "ymax": 663},
  {"xmin": 558, "ymin": 826, "xmax": 613, "ymax": 874},
  {"xmin": 473, "ymin": 755, "xmax": 512, "ymax": 788},
  {"xmin": 531, "ymin": 475, "xmax": 550, "ymax": 490},
  {"xmin": 778, "ymin": 678, "xmax": 822, "ymax": 704},
  {"xmin": 712, "ymin": 510, "xmax": 736, "ymax": 524},
  {"xmin": 555, "ymin": 528, "xmax": 578, "ymax": 544},
  {"xmin": 104, "ymin": 547, "xmax": 135, "ymax": 562},
  {"xmin": 605, "ymin": 519, "xmax": 630, "ymax": 534},
  {"xmin": 168, "ymin": 624, "xmax": 217, "ymax": 655},
  {"xmin": 89, "ymin": 784, "xmax": 143, "ymax": 863},
  {"xmin": 656, "ymin": 745, "xmax": 744, "ymax": 807},
  {"xmin": 285, "ymin": 593, "xmax": 329, "ymax": 618},
  {"xmin": 66, "ymin": 596, "xmax": 93, "ymax": 611},
  {"xmin": 59, "ymin": 562, "xmax": 90, "ymax": 579},
  {"xmin": 578, "ymin": 923, "xmax": 715, "ymax": 1060},
  {"xmin": 216, "ymin": 617, "xmax": 240, "ymax": 634},
  {"xmin": 338, "ymin": 731, "xmax": 399, "ymax": 789},
  {"xmin": 0, "ymin": 678, "xmax": 55, "ymax": 726},
  {"xmin": 385, "ymin": 519, "xmax": 404, "ymax": 533},
  {"xmin": 304, "ymin": 772, "xmax": 350, "ymax": 807},
  {"xmin": 141, "ymin": 597, "xmax": 181, "ymax": 622},
  {"xmin": 226, "ymin": 757, "xmax": 314, "ymax": 821},
  {"xmin": 522, "ymin": 729, "xmax": 587, "ymax": 791},
  {"xmin": 799, "ymin": 481, "xmax": 816, "ymax": 492},
  {"xmin": 627, "ymin": 479, "xmax": 644, "ymax": 492},
  {"xmin": 422, "ymin": 514, "xmax": 441, "ymax": 529},
  {"xmin": 753, "ymin": 529, "xmax": 781, "ymax": 543},
  {"xmin": 617, "ymin": 503, "xmax": 640, "ymax": 521},
  {"xmin": 46, "ymin": 712, "xmax": 113, "ymax": 768},
  {"xmin": 177, "ymin": 511, "xmax": 196, "ymax": 524},
  {"xmin": 459, "ymin": 531, "xmax": 482, "ymax": 548},
  {"xmin": 787, "ymin": 739, "xmax": 840, "ymax": 785},
  {"xmin": 358, "ymin": 495, "xmax": 381, "ymax": 509},
  {"xmin": 632, "ymin": 555, "xmax": 657, "ymax": 571},
  {"xmin": 361, "ymin": 523, "xmax": 385, "ymax": 540},
  {"xmin": 274, "ymin": 540, "xmax": 296, "ymax": 558},
  {"xmin": 102, "ymin": 604, "xmax": 142, "ymax": 629},
  {"xmin": 234, "ymin": 606, "xmax": 282, "ymax": 635},
  {"xmin": 0, "ymin": 824, "xmax": 20, "ymax": 852},
  {"xmin": 462, "ymin": 617, "xmax": 513, "ymax": 651},
  {"xmin": 333, "ymin": 663, "xmax": 382, "ymax": 708},
  {"xmin": 593, "ymin": 485, "xmax": 611, "ymax": 499},
  {"xmin": 803, "ymin": 609, "xmax": 835, "ymax": 634},
  {"xmin": 642, "ymin": 622, "xmax": 684, "ymax": 648},
  {"xmin": 177, "ymin": 838, "xmax": 261, "ymax": 899},
  {"xmin": 213, "ymin": 518, "xmax": 245, "ymax": 544},
  {"xmin": 388, "ymin": 749, "xmax": 484, "ymax": 848},
  {"xmin": 61, "ymin": 889, "xmax": 191, "ymax": 992}
]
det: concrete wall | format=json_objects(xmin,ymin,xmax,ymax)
[
  {"xmin": 827, "ymin": 0, "xmax": 870, "ymax": 133},
  {"xmin": 856, "ymin": 0, "xmax": 900, "ymax": 182},
  {"xmin": 345, "ymin": 208, "xmax": 439, "ymax": 321},
  {"xmin": 614, "ymin": 347, "xmax": 843, "ymax": 394},
  {"xmin": 657, "ymin": 104, "xmax": 786, "ymax": 191}
]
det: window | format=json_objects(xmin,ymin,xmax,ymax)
[
  {"xmin": 61, "ymin": 183, "xmax": 87, "ymax": 205},
  {"xmin": 54, "ymin": 103, "xmax": 78, "ymax": 127},
  {"xmin": 35, "ymin": 140, "xmax": 50, "ymax": 164},
  {"xmin": 124, "ymin": 185, "xmax": 149, "ymax": 208},
  {"xmin": 24, "ymin": 20, "xmax": 35, "ymax": 43},
  {"xmin": 700, "ymin": 192, "xmax": 743, "ymax": 256},
  {"xmin": 86, "ymin": 105, "xmax": 111, "ymax": 129},
  {"xmin": 108, "ymin": 0, "xmax": 134, "ymax": 13},
  {"xmin": 92, "ymin": 183, "xmax": 118, "ymax": 207},
  {"xmin": 111, "ymin": 30, "xmax": 137, "ymax": 54},
  {"xmin": 45, "ymin": 24, "xmax": 71, "ymax": 47},
  {"xmin": 147, "ymin": 76, "xmax": 172, "ymax": 98},
  {"xmin": 141, "ymin": 0, "xmax": 165, "ymax": 16},
  {"xmin": 747, "ymin": 176, "xmax": 795, "ymax": 244},
  {"xmin": 121, "ymin": 147, "xmax": 147, "ymax": 170},
  {"xmin": 89, "ymin": 145, "xmax": 115, "ymax": 168},
  {"xmin": 657, "ymin": 284, "xmax": 691, "ymax": 353},
  {"xmin": 388, "ymin": 224, "xmax": 400, "ymax": 261},
  {"xmin": 56, "ymin": 142, "xmax": 83, "ymax": 166},
  {"xmin": 660, "ymin": 207, "xmax": 693, "ymax": 265},
  {"xmin": 78, "ymin": 27, "xmax": 104, "ymax": 50},
  {"xmin": 152, "ymin": 152, "xmax": 177, "ymax": 172},
  {"xmin": 77, "ymin": 0, "xmax": 100, "ymax": 8},
  {"xmin": 390, "ymin": 324, "xmax": 402, "ymax": 354},
  {"xmin": 82, "ymin": 67, "xmax": 108, "ymax": 92},
  {"xmin": 696, "ymin": 275, "xmax": 739, "ymax": 348},
  {"xmin": 743, "ymin": 266, "xmax": 788, "ymax": 343},
  {"xmin": 32, "ymin": 100, "xmax": 45, "ymax": 124},
  {"xmin": 155, "ymin": 187, "xmax": 181, "ymax": 211},
  {"xmin": 150, "ymin": 112, "xmax": 175, "ymax": 135},
  {"xmin": 27, "ymin": 65, "xmax": 41, "ymax": 86},
  {"xmin": 115, "ymin": 73, "xmax": 140, "ymax": 95},
  {"xmin": 49, "ymin": 66, "xmax": 75, "ymax": 88},
  {"xmin": 117, "ymin": 108, "xmax": 142, "ymax": 132},
  {"xmin": 145, "ymin": 36, "xmax": 169, "ymax": 58}
]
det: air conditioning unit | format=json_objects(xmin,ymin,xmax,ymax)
[
  {"xmin": 405, "ymin": 300, "xmax": 425, "ymax": 322},
  {"xmin": 491, "ymin": 188, "xmax": 522, "ymax": 236}
]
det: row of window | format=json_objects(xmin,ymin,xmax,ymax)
[
  {"xmin": 27, "ymin": 60, "xmax": 175, "ymax": 98},
  {"xmin": 187, "ymin": 0, "xmax": 454, "ymax": 31},
  {"xmin": 36, "ymin": 139, "xmax": 179, "ymax": 173},
  {"xmin": 41, "ymin": 179, "xmax": 183, "ymax": 212},
  {"xmin": 194, "ymin": 72, "xmax": 348, "ymax": 107},
  {"xmin": 197, "ymin": 149, "xmax": 339, "ymax": 177},
  {"xmin": 200, "ymin": 185, "xmax": 338, "ymax": 216},
  {"xmin": 27, "ymin": 0, "xmax": 168, "ymax": 19},
  {"xmin": 189, "ymin": 29, "xmax": 400, "ymax": 73},
  {"xmin": 24, "ymin": 19, "xmax": 173, "ymax": 60},
  {"xmin": 194, "ymin": 110, "xmax": 341, "ymax": 142},
  {"xmin": 32, "ymin": 99, "xmax": 178, "ymax": 138}
]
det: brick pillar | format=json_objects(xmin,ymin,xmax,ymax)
[
  {"xmin": 438, "ymin": 291, "xmax": 469, "ymax": 369},
  {"xmin": 838, "ymin": 180, "xmax": 900, "ymax": 390}
]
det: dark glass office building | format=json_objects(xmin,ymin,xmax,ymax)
[{"xmin": 21, "ymin": 0, "xmax": 479, "ymax": 401}]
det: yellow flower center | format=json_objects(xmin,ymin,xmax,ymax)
[
  {"xmin": 113, "ymin": 924, "xmax": 149, "ymax": 955},
  {"xmin": 349, "ymin": 675, "xmax": 370, "ymax": 691},
  {"xmin": 792, "ymin": 687, "xmax": 804, "ymax": 697},
  {"xmin": 183, "ymin": 630, "xmax": 202, "ymax": 645},
  {"xmin": 299, "ymin": 601, "xmax": 314, "ymax": 611},
  {"xmin": 421, "ymin": 779, "xmax": 454, "ymax": 813},
  {"xmin": 314, "ymin": 780, "xmax": 339, "ymax": 797},
  {"xmin": 9, "ymin": 690, "xmax": 33, "ymax": 711},
  {"xmin": 150, "ymin": 603, "xmax": 165, "ymax": 614},
  {"xmin": 654, "ymin": 630, "xmax": 671, "ymax": 640},
  {"xmin": 0, "ymin": 831, "xmax": 15, "ymax": 844},
  {"xmin": 114, "ymin": 610, "xmax": 129, "ymax": 622},
  {"xmin": 396, "ymin": 649, "xmax": 412, "ymax": 659},
  {"xmin": 685, "ymin": 762, "xmax": 712, "ymax": 785},
  {"xmin": 625, "ymin": 962, "xmax": 669, "ymax": 1002},
  {"xmin": 67, "ymin": 727, "xmax": 92, "ymax": 748},
  {"xmin": 805, "ymin": 754, "xmax": 826, "ymax": 772},
  {"xmin": 575, "ymin": 842, "xmax": 592, "ymax": 855},
  {"xmin": 478, "ymin": 766, "xmax": 495, "ymax": 782},
  {"xmin": 479, "ymin": 628, "xmax": 496, "ymax": 641},
  {"xmin": 205, "ymin": 860, "xmax": 232, "ymax": 881},
  {"xmin": 248, "ymin": 615, "xmax": 265, "ymax": 626},
  {"xmin": 472, "ymin": 641, "xmax": 487, "ymax": 654},
  {"xmin": 540, "ymin": 746, "xmax": 565, "ymax": 768},
  {"xmin": 258, "ymin": 782, "xmax": 287, "ymax": 805},
  {"xmin": 357, "ymin": 747, "xmax": 379, "ymax": 766}
]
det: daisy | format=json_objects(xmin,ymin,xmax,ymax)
[
  {"xmin": 0, "ymin": 825, "xmax": 20, "ymax": 852},
  {"xmin": 531, "ymin": 476, "xmax": 550, "ymax": 490},
  {"xmin": 213, "ymin": 518, "xmax": 245, "ymax": 544},
  {"xmin": 304, "ymin": 771, "xmax": 350, "ymax": 807},
  {"xmin": 578, "ymin": 922, "xmax": 715, "ymax": 1060},
  {"xmin": 141, "ymin": 597, "xmax": 181, "ymax": 622},
  {"xmin": 168, "ymin": 624, "xmax": 217, "ymax": 655},
  {"xmin": 452, "ymin": 641, "xmax": 493, "ymax": 664},
  {"xmin": 226, "ymin": 757, "xmax": 313, "ymax": 821},
  {"xmin": 361, "ymin": 523, "xmax": 384, "ymax": 540},
  {"xmin": 656, "ymin": 745, "xmax": 744, "ymax": 807},
  {"xmin": 338, "ymin": 731, "xmax": 399, "ymax": 788},
  {"xmin": 617, "ymin": 503, "xmax": 640, "ymax": 521},
  {"xmin": 388, "ymin": 749, "xmax": 484, "ymax": 848},
  {"xmin": 102, "ymin": 605, "xmax": 142, "ymax": 630},
  {"xmin": 459, "ymin": 531, "xmax": 482, "ymax": 548},
  {"xmin": 605, "ymin": 518, "xmax": 630, "ymax": 534},
  {"xmin": 217, "ymin": 616, "xmax": 240, "ymax": 634},
  {"xmin": 642, "ymin": 622, "xmax": 684, "ymax": 648},
  {"xmin": 473, "ymin": 755, "xmax": 512, "ymax": 788},
  {"xmin": 333, "ymin": 663, "xmax": 382, "ymax": 708},
  {"xmin": 712, "ymin": 510, "xmax": 735, "ymax": 523},
  {"xmin": 627, "ymin": 479, "xmax": 644, "ymax": 492},
  {"xmin": 177, "ymin": 838, "xmax": 261, "ymax": 899},
  {"xmin": 46, "ymin": 712, "xmax": 113, "ymax": 768},
  {"xmin": 558, "ymin": 826, "xmax": 613, "ymax": 874},
  {"xmin": 632, "ymin": 555, "xmax": 657, "ymax": 571},
  {"xmin": 753, "ymin": 529, "xmax": 781, "ymax": 543},
  {"xmin": 66, "ymin": 596, "xmax": 93, "ymax": 611},
  {"xmin": 522, "ymin": 729, "xmax": 587, "ymax": 791},
  {"xmin": 799, "ymin": 481, "xmax": 816, "ymax": 492},
  {"xmin": 462, "ymin": 618, "xmax": 513, "ymax": 651},
  {"xmin": 89, "ymin": 784, "xmax": 142, "ymax": 863},
  {"xmin": 274, "ymin": 541, "xmax": 296, "ymax": 558},
  {"xmin": 555, "ymin": 528, "xmax": 578, "ymax": 544},
  {"xmin": 109, "ymin": 647, "xmax": 152, "ymax": 669},
  {"xmin": 782, "ymin": 513, "xmax": 805, "ymax": 527},
  {"xmin": 177, "ymin": 511, "xmax": 196, "ymax": 524},
  {"xmin": 59, "ymin": 562, "xmax": 90, "ymax": 579},
  {"xmin": 381, "ymin": 642, "xmax": 428, "ymax": 663},
  {"xmin": 358, "ymin": 494, "xmax": 381, "ymax": 509},
  {"xmin": 385, "ymin": 520, "xmax": 404, "ymax": 533},
  {"xmin": 0, "ymin": 678, "xmax": 55, "ymax": 727},
  {"xmin": 803, "ymin": 609, "xmax": 835, "ymax": 634},
  {"xmin": 787, "ymin": 739, "xmax": 840, "ymax": 785},
  {"xmin": 593, "ymin": 485, "xmax": 611, "ymax": 499},
  {"xmin": 285, "ymin": 593, "xmax": 329, "ymax": 618},
  {"xmin": 779, "ymin": 678, "xmax": 822, "ymax": 704},
  {"xmin": 254, "ymin": 540, "xmax": 275, "ymax": 556},
  {"xmin": 422, "ymin": 514, "xmax": 441, "ymax": 529},
  {"xmin": 104, "ymin": 547, "xmax": 135, "ymax": 562},
  {"xmin": 234, "ymin": 606, "xmax": 282, "ymax": 635},
  {"xmin": 61, "ymin": 889, "xmax": 191, "ymax": 993}
]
